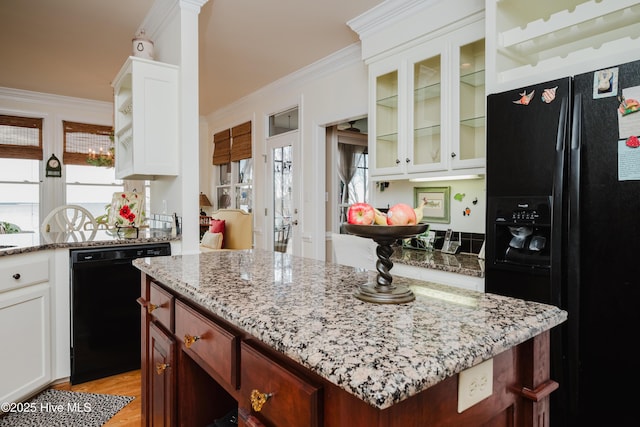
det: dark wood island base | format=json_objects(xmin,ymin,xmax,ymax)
[{"xmin": 138, "ymin": 273, "xmax": 558, "ymax": 427}]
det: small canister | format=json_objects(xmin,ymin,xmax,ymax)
[{"xmin": 132, "ymin": 30, "xmax": 154, "ymax": 59}]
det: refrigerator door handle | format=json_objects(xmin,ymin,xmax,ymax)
[
  {"xmin": 568, "ymin": 94, "xmax": 581, "ymax": 293},
  {"xmin": 570, "ymin": 96, "xmax": 582, "ymax": 151},
  {"xmin": 550, "ymin": 96, "xmax": 569, "ymax": 308},
  {"xmin": 555, "ymin": 96, "xmax": 568, "ymax": 153},
  {"xmin": 567, "ymin": 93, "xmax": 582, "ymax": 406}
]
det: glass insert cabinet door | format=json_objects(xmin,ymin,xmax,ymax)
[
  {"xmin": 457, "ymin": 38, "xmax": 485, "ymax": 163},
  {"xmin": 373, "ymin": 69, "xmax": 400, "ymax": 172},
  {"xmin": 412, "ymin": 53, "xmax": 442, "ymax": 169}
]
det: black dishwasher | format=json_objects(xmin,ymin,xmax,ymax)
[{"xmin": 70, "ymin": 242, "xmax": 171, "ymax": 384}]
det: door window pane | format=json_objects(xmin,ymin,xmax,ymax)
[{"xmin": 273, "ymin": 146, "xmax": 292, "ymax": 252}]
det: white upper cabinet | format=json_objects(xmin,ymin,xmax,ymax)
[
  {"xmin": 368, "ymin": 19, "xmax": 486, "ymax": 179},
  {"xmin": 112, "ymin": 57, "xmax": 179, "ymax": 180},
  {"xmin": 486, "ymin": 0, "xmax": 640, "ymax": 94}
]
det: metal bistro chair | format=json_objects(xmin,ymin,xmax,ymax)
[
  {"xmin": 41, "ymin": 205, "xmax": 98, "ymax": 244},
  {"xmin": 274, "ymin": 223, "xmax": 290, "ymax": 253}
]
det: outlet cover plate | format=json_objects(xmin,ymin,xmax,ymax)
[{"xmin": 457, "ymin": 358, "xmax": 493, "ymax": 413}]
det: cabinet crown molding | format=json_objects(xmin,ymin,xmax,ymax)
[{"xmin": 349, "ymin": 0, "xmax": 484, "ymax": 62}]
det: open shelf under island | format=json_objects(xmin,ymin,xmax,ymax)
[{"xmin": 134, "ymin": 249, "xmax": 566, "ymax": 427}]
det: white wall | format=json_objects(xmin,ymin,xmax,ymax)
[
  {"xmin": 0, "ymin": 87, "xmax": 113, "ymax": 221},
  {"xmin": 372, "ymin": 177, "xmax": 486, "ymax": 234},
  {"xmin": 204, "ymin": 44, "xmax": 369, "ymax": 260}
]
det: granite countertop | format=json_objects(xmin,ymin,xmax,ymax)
[
  {"xmin": 0, "ymin": 229, "xmax": 176, "ymax": 257},
  {"xmin": 391, "ymin": 247, "xmax": 485, "ymax": 278},
  {"xmin": 134, "ymin": 249, "xmax": 566, "ymax": 410}
]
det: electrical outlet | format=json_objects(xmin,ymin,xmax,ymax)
[{"xmin": 457, "ymin": 358, "xmax": 493, "ymax": 413}]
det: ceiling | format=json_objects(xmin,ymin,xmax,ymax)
[{"xmin": 0, "ymin": 0, "xmax": 384, "ymax": 117}]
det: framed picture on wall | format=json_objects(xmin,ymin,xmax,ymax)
[{"xmin": 414, "ymin": 186, "xmax": 450, "ymax": 224}]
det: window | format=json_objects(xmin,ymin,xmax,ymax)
[
  {"xmin": 269, "ymin": 107, "xmax": 298, "ymax": 136},
  {"xmin": 0, "ymin": 158, "xmax": 40, "ymax": 237},
  {"xmin": 65, "ymin": 165, "xmax": 124, "ymax": 220},
  {"xmin": 236, "ymin": 158, "xmax": 253, "ymax": 212},
  {"xmin": 337, "ymin": 129, "xmax": 369, "ymax": 224},
  {"xmin": 347, "ymin": 151, "xmax": 369, "ymax": 204},
  {"xmin": 62, "ymin": 121, "xmax": 126, "ymax": 220},
  {"xmin": 338, "ymin": 151, "xmax": 369, "ymax": 223},
  {"xmin": 212, "ymin": 121, "xmax": 253, "ymax": 212},
  {"xmin": 63, "ymin": 121, "xmax": 113, "ymax": 166},
  {"xmin": 0, "ymin": 115, "xmax": 43, "ymax": 239}
]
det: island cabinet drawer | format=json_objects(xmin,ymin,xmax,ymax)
[
  {"xmin": 148, "ymin": 281, "xmax": 174, "ymax": 332},
  {"xmin": 0, "ymin": 254, "xmax": 49, "ymax": 294},
  {"xmin": 240, "ymin": 341, "xmax": 322, "ymax": 427},
  {"xmin": 174, "ymin": 299, "xmax": 239, "ymax": 389}
]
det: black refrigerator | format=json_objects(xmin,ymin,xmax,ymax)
[{"xmin": 486, "ymin": 61, "xmax": 640, "ymax": 426}]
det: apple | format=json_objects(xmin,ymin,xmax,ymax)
[
  {"xmin": 386, "ymin": 203, "xmax": 417, "ymax": 225},
  {"xmin": 347, "ymin": 203, "xmax": 375, "ymax": 225}
]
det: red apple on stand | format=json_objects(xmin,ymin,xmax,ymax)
[
  {"xmin": 347, "ymin": 203, "xmax": 375, "ymax": 225},
  {"xmin": 386, "ymin": 203, "xmax": 417, "ymax": 225}
]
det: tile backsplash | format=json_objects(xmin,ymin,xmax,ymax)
[
  {"xmin": 404, "ymin": 230, "xmax": 484, "ymax": 255},
  {"xmin": 431, "ymin": 230, "xmax": 484, "ymax": 254}
]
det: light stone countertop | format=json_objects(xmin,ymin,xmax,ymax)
[
  {"xmin": 133, "ymin": 249, "xmax": 567, "ymax": 410},
  {"xmin": 391, "ymin": 247, "xmax": 484, "ymax": 277},
  {"xmin": 0, "ymin": 229, "xmax": 176, "ymax": 256}
]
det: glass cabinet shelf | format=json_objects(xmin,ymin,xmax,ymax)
[
  {"xmin": 376, "ymin": 132, "xmax": 398, "ymax": 143},
  {"xmin": 414, "ymin": 82, "xmax": 441, "ymax": 102},
  {"xmin": 376, "ymin": 94, "xmax": 398, "ymax": 109},
  {"xmin": 460, "ymin": 70, "xmax": 485, "ymax": 87},
  {"xmin": 415, "ymin": 124, "xmax": 442, "ymax": 137},
  {"xmin": 460, "ymin": 117, "xmax": 485, "ymax": 128}
]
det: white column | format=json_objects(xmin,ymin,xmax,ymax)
[{"xmin": 177, "ymin": 0, "xmax": 208, "ymax": 253}]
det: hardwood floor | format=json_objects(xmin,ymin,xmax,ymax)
[{"xmin": 51, "ymin": 369, "xmax": 141, "ymax": 426}]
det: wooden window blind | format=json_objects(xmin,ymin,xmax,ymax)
[
  {"xmin": 212, "ymin": 129, "xmax": 231, "ymax": 165},
  {"xmin": 63, "ymin": 121, "xmax": 113, "ymax": 166},
  {"xmin": 230, "ymin": 121, "xmax": 252, "ymax": 161},
  {"xmin": 0, "ymin": 114, "xmax": 43, "ymax": 160}
]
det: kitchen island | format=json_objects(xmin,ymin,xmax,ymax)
[{"xmin": 134, "ymin": 249, "xmax": 566, "ymax": 427}]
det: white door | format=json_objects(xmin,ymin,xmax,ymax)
[{"xmin": 267, "ymin": 130, "xmax": 300, "ymax": 256}]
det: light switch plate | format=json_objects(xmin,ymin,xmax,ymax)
[{"xmin": 457, "ymin": 358, "xmax": 493, "ymax": 413}]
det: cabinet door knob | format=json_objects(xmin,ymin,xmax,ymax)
[
  {"xmin": 395, "ymin": 159, "xmax": 400, "ymax": 164},
  {"xmin": 12, "ymin": 273, "xmax": 21, "ymax": 280},
  {"xmin": 156, "ymin": 362, "xmax": 170, "ymax": 375},
  {"xmin": 406, "ymin": 158, "xmax": 410, "ymax": 163},
  {"xmin": 250, "ymin": 389, "xmax": 273, "ymax": 412},
  {"xmin": 184, "ymin": 334, "xmax": 200, "ymax": 349},
  {"xmin": 147, "ymin": 303, "xmax": 158, "ymax": 314},
  {"xmin": 451, "ymin": 152, "xmax": 457, "ymax": 158}
]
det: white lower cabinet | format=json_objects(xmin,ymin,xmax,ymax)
[{"xmin": 0, "ymin": 252, "xmax": 52, "ymax": 405}]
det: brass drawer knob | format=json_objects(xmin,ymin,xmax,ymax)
[
  {"xmin": 156, "ymin": 362, "xmax": 170, "ymax": 375},
  {"xmin": 147, "ymin": 303, "xmax": 158, "ymax": 314},
  {"xmin": 184, "ymin": 334, "xmax": 200, "ymax": 349},
  {"xmin": 250, "ymin": 389, "xmax": 272, "ymax": 412}
]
